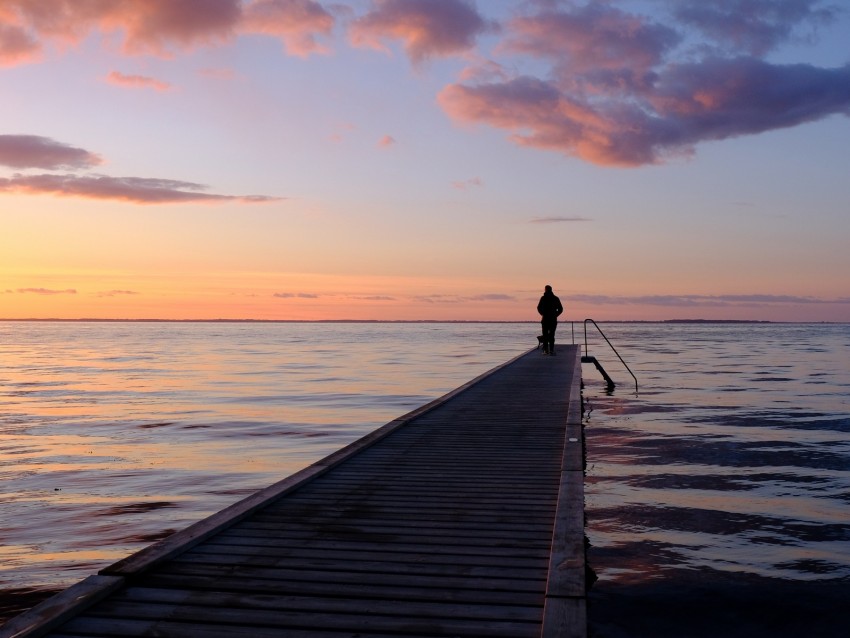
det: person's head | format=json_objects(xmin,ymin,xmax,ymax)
[{"xmin": 544, "ymin": 285, "xmax": 552, "ymax": 293}]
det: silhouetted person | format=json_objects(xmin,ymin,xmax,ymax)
[{"xmin": 537, "ymin": 285, "xmax": 563, "ymax": 355}]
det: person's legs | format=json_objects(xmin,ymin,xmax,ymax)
[
  {"xmin": 548, "ymin": 320, "xmax": 557, "ymax": 355},
  {"xmin": 542, "ymin": 319, "xmax": 556, "ymax": 354}
]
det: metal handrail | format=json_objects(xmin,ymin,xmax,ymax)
[{"xmin": 583, "ymin": 319, "xmax": 639, "ymax": 394}]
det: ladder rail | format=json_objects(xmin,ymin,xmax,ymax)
[{"xmin": 581, "ymin": 319, "xmax": 639, "ymax": 394}]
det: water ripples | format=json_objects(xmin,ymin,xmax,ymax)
[{"xmin": 582, "ymin": 323, "xmax": 849, "ymax": 637}]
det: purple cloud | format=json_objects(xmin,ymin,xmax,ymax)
[
  {"xmin": 530, "ymin": 216, "xmax": 591, "ymax": 223},
  {"xmin": 502, "ymin": 3, "xmax": 680, "ymax": 81},
  {"xmin": 0, "ymin": 173, "xmax": 282, "ymax": 204},
  {"xmin": 567, "ymin": 293, "xmax": 842, "ymax": 307},
  {"xmin": 0, "ymin": 135, "xmax": 102, "ymax": 170},
  {"xmin": 439, "ymin": 2, "xmax": 850, "ymax": 166},
  {"xmin": 350, "ymin": 0, "xmax": 491, "ymax": 65},
  {"xmin": 672, "ymin": 0, "xmax": 839, "ymax": 55},
  {"xmin": 274, "ymin": 292, "xmax": 319, "ymax": 298},
  {"xmin": 16, "ymin": 288, "xmax": 76, "ymax": 295}
]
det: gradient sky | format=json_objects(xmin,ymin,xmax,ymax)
[{"xmin": 2, "ymin": 0, "xmax": 849, "ymax": 321}]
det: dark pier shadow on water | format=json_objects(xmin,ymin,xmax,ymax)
[
  {"xmin": 1, "ymin": 588, "xmax": 62, "ymax": 625},
  {"xmin": 587, "ymin": 568, "xmax": 848, "ymax": 638}
]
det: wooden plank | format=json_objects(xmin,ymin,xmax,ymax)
[
  {"xmin": 545, "ymin": 475, "xmax": 586, "ymax": 594},
  {"xmin": 171, "ymin": 552, "xmax": 547, "ymax": 580},
  {"xmin": 188, "ymin": 543, "xmax": 551, "ymax": 568},
  {"xmin": 140, "ymin": 563, "xmax": 548, "ymax": 593},
  {"xmin": 138, "ymin": 572, "xmax": 545, "ymax": 606},
  {"xmin": 113, "ymin": 586, "xmax": 542, "ymax": 622},
  {"xmin": 211, "ymin": 528, "xmax": 555, "ymax": 549},
  {"xmin": 541, "ymin": 597, "xmax": 587, "ymax": 638},
  {"xmin": 74, "ymin": 600, "xmax": 542, "ymax": 637},
  {"xmin": 207, "ymin": 533, "xmax": 553, "ymax": 557}
]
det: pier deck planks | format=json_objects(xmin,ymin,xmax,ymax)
[{"xmin": 3, "ymin": 346, "xmax": 585, "ymax": 638}]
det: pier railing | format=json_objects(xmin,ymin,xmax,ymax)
[{"xmin": 574, "ymin": 319, "xmax": 638, "ymax": 394}]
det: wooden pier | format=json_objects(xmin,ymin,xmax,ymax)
[{"xmin": 3, "ymin": 346, "xmax": 585, "ymax": 638}]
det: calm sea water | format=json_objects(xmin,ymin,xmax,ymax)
[
  {"xmin": 581, "ymin": 322, "xmax": 849, "ymax": 638},
  {"xmin": 1, "ymin": 321, "xmax": 848, "ymax": 635}
]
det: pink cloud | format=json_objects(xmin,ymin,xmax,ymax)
[
  {"xmin": 377, "ymin": 134, "xmax": 397, "ymax": 148},
  {"xmin": 451, "ymin": 176, "xmax": 482, "ymax": 190},
  {"xmin": 0, "ymin": 21, "xmax": 40, "ymax": 66},
  {"xmin": 0, "ymin": 173, "xmax": 283, "ymax": 204},
  {"xmin": 105, "ymin": 70, "xmax": 171, "ymax": 91},
  {"xmin": 414, "ymin": 293, "xmax": 515, "ymax": 303},
  {"xmin": 0, "ymin": 135, "xmax": 102, "ymax": 170},
  {"xmin": 503, "ymin": 4, "xmax": 679, "ymax": 79},
  {"xmin": 241, "ymin": 0, "xmax": 334, "ymax": 57},
  {"xmin": 439, "ymin": 3, "xmax": 850, "ymax": 167},
  {"xmin": 0, "ymin": 0, "xmax": 339, "ymax": 64},
  {"xmin": 0, "ymin": 0, "xmax": 243, "ymax": 61},
  {"xmin": 439, "ymin": 76, "xmax": 642, "ymax": 166},
  {"xmin": 110, "ymin": 0, "xmax": 243, "ymax": 56},
  {"xmin": 349, "ymin": 0, "xmax": 490, "ymax": 64}
]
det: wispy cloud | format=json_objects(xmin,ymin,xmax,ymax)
[
  {"xmin": 0, "ymin": 173, "xmax": 281, "ymax": 204},
  {"xmin": 452, "ymin": 176, "xmax": 483, "ymax": 190},
  {"xmin": 530, "ymin": 216, "xmax": 591, "ymax": 223},
  {"xmin": 349, "ymin": 0, "xmax": 492, "ymax": 65},
  {"xmin": 352, "ymin": 295, "xmax": 396, "ymax": 301},
  {"xmin": 415, "ymin": 293, "xmax": 515, "ymax": 304},
  {"xmin": 566, "ymin": 293, "xmax": 847, "ymax": 307},
  {"xmin": 16, "ymin": 288, "xmax": 76, "ymax": 295},
  {"xmin": 0, "ymin": 135, "xmax": 102, "ymax": 170},
  {"xmin": 1, "ymin": 134, "xmax": 281, "ymax": 204},
  {"xmin": 97, "ymin": 290, "xmax": 140, "ymax": 298},
  {"xmin": 105, "ymin": 71, "xmax": 172, "ymax": 91},
  {"xmin": 377, "ymin": 134, "xmax": 397, "ymax": 148},
  {"xmin": 328, "ymin": 121, "xmax": 357, "ymax": 144},
  {"xmin": 273, "ymin": 292, "xmax": 319, "ymax": 298},
  {"xmin": 467, "ymin": 293, "xmax": 514, "ymax": 301}
]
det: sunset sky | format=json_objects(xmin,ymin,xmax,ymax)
[{"xmin": 2, "ymin": 0, "xmax": 849, "ymax": 321}]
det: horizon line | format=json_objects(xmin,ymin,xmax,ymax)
[{"xmin": 3, "ymin": 318, "xmax": 845, "ymax": 324}]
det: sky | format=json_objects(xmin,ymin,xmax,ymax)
[{"xmin": 1, "ymin": 0, "xmax": 849, "ymax": 322}]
